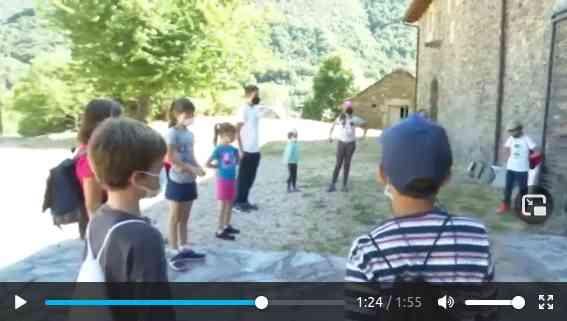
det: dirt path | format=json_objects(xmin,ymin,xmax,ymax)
[{"xmin": 145, "ymin": 138, "xmax": 381, "ymax": 257}]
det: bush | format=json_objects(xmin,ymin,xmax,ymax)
[
  {"xmin": 6, "ymin": 51, "xmax": 93, "ymax": 137},
  {"xmin": 17, "ymin": 112, "xmax": 73, "ymax": 137}
]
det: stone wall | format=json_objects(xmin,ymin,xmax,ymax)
[
  {"xmin": 501, "ymin": 0, "xmax": 554, "ymax": 151},
  {"xmin": 416, "ymin": 0, "xmax": 554, "ymax": 165}
]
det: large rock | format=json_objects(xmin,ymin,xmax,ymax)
[
  {"xmin": 0, "ymin": 240, "xmax": 347, "ymax": 282},
  {"xmin": 1, "ymin": 231, "xmax": 567, "ymax": 282},
  {"xmin": 491, "ymin": 232, "xmax": 567, "ymax": 282}
]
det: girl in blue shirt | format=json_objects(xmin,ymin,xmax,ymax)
[{"xmin": 207, "ymin": 123, "xmax": 240, "ymax": 241}]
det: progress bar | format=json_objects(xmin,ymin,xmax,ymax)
[
  {"xmin": 45, "ymin": 299, "xmax": 255, "ymax": 306},
  {"xmin": 44, "ymin": 297, "xmax": 346, "ymax": 310},
  {"xmin": 45, "ymin": 297, "xmax": 269, "ymax": 310}
]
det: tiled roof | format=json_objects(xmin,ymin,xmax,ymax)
[
  {"xmin": 347, "ymin": 69, "xmax": 415, "ymax": 101},
  {"xmin": 404, "ymin": 0, "xmax": 433, "ymax": 23}
]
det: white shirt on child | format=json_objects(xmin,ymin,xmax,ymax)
[{"xmin": 505, "ymin": 135, "xmax": 536, "ymax": 172}]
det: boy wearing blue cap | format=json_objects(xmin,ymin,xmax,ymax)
[{"xmin": 346, "ymin": 115, "xmax": 494, "ymax": 283}]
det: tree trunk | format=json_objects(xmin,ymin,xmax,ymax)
[
  {"xmin": 127, "ymin": 96, "xmax": 151, "ymax": 123},
  {"xmin": 211, "ymin": 91, "xmax": 220, "ymax": 115}
]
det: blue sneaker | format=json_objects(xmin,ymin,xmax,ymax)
[
  {"xmin": 225, "ymin": 225, "xmax": 240, "ymax": 234},
  {"xmin": 233, "ymin": 203, "xmax": 250, "ymax": 213},
  {"xmin": 247, "ymin": 203, "xmax": 259, "ymax": 211},
  {"xmin": 168, "ymin": 258, "xmax": 191, "ymax": 272},
  {"xmin": 172, "ymin": 249, "xmax": 206, "ymax": 262}
]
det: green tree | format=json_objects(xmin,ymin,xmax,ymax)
[
  {"xmin": 302, "ymin": 55, "xmax": 354, "ymax": 121},
  {"xmin": 40, "ymin": 0, "xmax": 269, "ymax": 121}
]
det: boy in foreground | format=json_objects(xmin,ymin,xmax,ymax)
[
  {"xmin": 346, "ymin": 115, "xmax": 495, "ymax": 283},
  {"xmin": 85, "ymin": 118, "xmax": 174, "ymax": 320}
]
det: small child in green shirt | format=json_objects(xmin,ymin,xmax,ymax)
[{"xmin": 283, "ymin": 129, "xmax": 300, "ymax": 193}]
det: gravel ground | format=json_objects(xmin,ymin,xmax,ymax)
[{"xmin": 0, "ymin": 117, "xmax": 380, "ymax": 268}]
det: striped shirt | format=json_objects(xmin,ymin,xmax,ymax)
[{"xmin": 346, "ymin": 211, "xmax": 494, "ymax": 283}]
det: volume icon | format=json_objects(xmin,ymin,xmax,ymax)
[{"xmin": 438, "ymin": 295, "xmax": 455, "ymax": 310}]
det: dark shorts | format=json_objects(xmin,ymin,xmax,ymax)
[{"xmin": 165, "ymin": 179, "xmax": 198, "ymax": 202}]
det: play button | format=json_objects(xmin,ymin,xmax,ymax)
[{"xmin": 14, "ymin": 295, "xmax": 27, "ymax": 310}]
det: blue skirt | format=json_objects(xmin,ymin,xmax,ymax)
[{"xmin": 165, "ymin": 179, "xmax": 198, "ymax": 202}]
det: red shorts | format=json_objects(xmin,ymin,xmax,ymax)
[{"xmin": 216, "ymin": 178, "xmax": 236, "ymax": 201}]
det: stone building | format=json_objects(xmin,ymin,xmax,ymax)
[
  {"xmin": 405, "ymin": 0, "xmax": 567, "ymax": 229},
  {"xmin": 349, "ymin": 69, "xmax": 416, "ymax": 129},
  {"xmin": 405, "ymin": 0, "xmax": 555, "ymax": 164}
]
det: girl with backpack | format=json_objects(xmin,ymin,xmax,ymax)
[{"xmin": 75, "ymin": 98, "xmax": 122, "ymax": 239}]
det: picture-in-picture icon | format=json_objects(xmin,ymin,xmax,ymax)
[{"xmin": 522, "ymin": 194, "xmax": 547, "ymax": 217}]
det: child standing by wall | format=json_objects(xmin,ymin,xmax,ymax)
[
  {"xmin": 165, "ymin": 98, "xmax": 207, "ymax": 271},
  {"xmin": 283, "ymin": 129, "xmax": 300, "ymax": 193},
  {"xmin": 497, "ymin": 120, "xmax": 538, "ymax": 214},
  {"xmin": 206, "ymin": 123, "xmax": 240, "ymax": 241}
]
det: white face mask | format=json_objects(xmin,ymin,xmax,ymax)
[
  {"xmin": 383, "ymin": 183, "xmax": 394, "ymax": 201},
  {"xmin": 136, "ymin": 171, "xmax": 161, "ymax": 198},
  {"xmin": 182, "ymin": 118, "xmax": 194, "ymax": 127}
]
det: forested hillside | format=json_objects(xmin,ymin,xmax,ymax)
[
  {"xmin": 1, "ymin": 0, "xmax": 63, "ymax": 89},
  {"xmin": 0, "ymin": 0, "xmax": 415, "ymax": 135},
  {"xmin": 257, "ymin": 0, "xmax": 415, "ymax": 103}
]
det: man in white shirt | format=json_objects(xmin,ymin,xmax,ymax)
[
  {"xmin": 497, "ymin": 120, "xmax": 538, "ymax": 214},
  {"xmin": 234, "ymin": 85, "xmax": 262, "ymax": 212}
]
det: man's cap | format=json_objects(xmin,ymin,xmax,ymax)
[
  {"xmin": 506, "ymin": 119, "xmax": 522, "ymax": 131},
  {"xmin": 380, "ymin": 115, "xmax": 452, "ymax": 197},
  {"xmin": 343, "ymin": 100, "xmax": 353, "ymax": 110}
]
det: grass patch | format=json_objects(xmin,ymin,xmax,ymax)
[
  {"xmin": 261, "ymin": 141, "xmax": 287, "ymax": 156},
  {"xmin": 438, "ymin": 182, "xmax": 527, "ymax": 233},
  {"xmin": 258, "ymin": 138, "xmax": 529, "ymax": 257},
  {"xmin": 277, "ymin": 138, "xmax": 530, "ymax": 256}
]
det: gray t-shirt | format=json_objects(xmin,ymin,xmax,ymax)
[
  {"xmin": 88, "ymin": 204, "xmax": 168, "ymax": 282},
  {"xmin": 166, "ymin": 126, "xmax": 197, "ymax": 183},
  {"xmin": 84, "ymin": 204, "xmax": 173, "ymax": 320}
]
